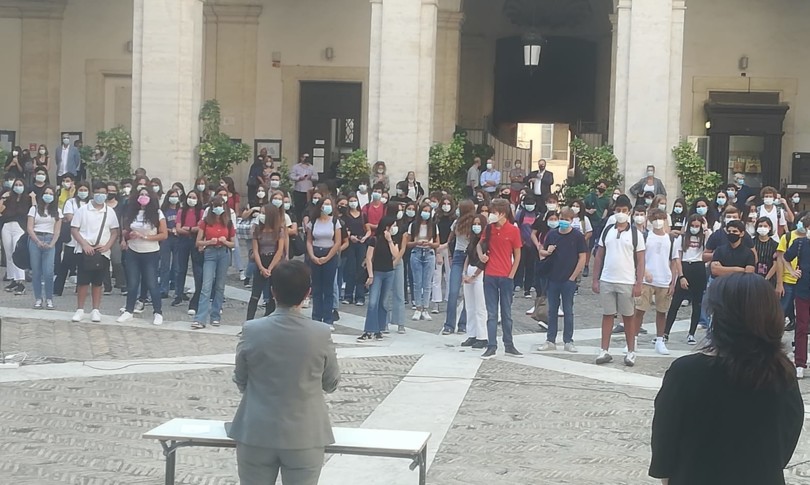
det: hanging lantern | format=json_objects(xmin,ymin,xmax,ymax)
[{"xmin": 523, "ymin": 32, "xmax": 544, "ymax": 67}]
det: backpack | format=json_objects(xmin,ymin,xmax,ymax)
[{"xmin": 600, "ymin": 223, "xmax": 641, "ymax": 270}]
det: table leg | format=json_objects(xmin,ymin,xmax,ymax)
[
  {"xmin": 419, "ymin": 447, "xmax": 427, "ymax": 485},
  {"xmin": 162, "ymin": 440, "xmax": 177, "ymax": 485}
]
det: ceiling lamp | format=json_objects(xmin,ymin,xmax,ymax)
[{"xmin": 523, "ymin": 32, "xmax": 544, "ymax": 68}]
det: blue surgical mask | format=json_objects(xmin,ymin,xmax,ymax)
[
  {"xmin": 421, "ymin": 211, "xmax": 431, "ymax": 220},
  {"xmin": 3, "ymin": 181, "xmax": 12, "ymax": 189},
  {"xmin": 524, "ymin": 204, "xmax": 536, "ymax": 212},
  {"xmin": 271, "ymin": 199, "xmax": 283, "ymax": 208},
  {"xmin": 212, "ymin": 206, "xmax": 225, "ymax": 216},
  {"xmin": 696, "ymin": 206, "xmax": 708, "ymax": 216},
  {"xmin": 283, "ymin": 202, "xmax": 291, "ymax": 211},
  {"xmin": 471, "ymin": 225, "xmax": 482, "ymax": 235},
  {"xmin": 690, "ymin": 226, "xmax": 701, "ymax": 235},
  {"xmin": 322, "ymin": 205, "xmax": 333, "ymax": 215},
  {"xmin": 673, "ymin": 206, "xmax": 683, "ymax": 214},
  {"xmin": 42, "ymin": 194, "xmax": 54, "ymax": 204},
  {"xmin": 558, "ymin": 220, "xmax": 571, "ymax": 231},
  {"xmin": 406, "ymin": 209, "xmax": 416, "ymax": 218},
  {"xmin": 547, "ymin": 220, "xmax": 560, "ymax": 229},
  {"xmin": 12, "ymin": 185, "xmax": 24, "ymax": 195},
  {"xmin": 93, "ymin": 193, "xmax": 107, "ymax": 205},
  {"xmin": 372, "ymin": 192, "xmax": 382, "ymax": 201},
  {"xmin": 798, "ymin": 221, "xmax": 807, "ymax": 234},
  {"xmin": 716, "ymin": 197, "xmax": 726, "ymax": 206}
]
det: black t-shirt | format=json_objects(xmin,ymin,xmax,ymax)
[
  {"xmin": 369, "ymin": 236, "xmax": 394, "ymax": 273},
  {"xmin": 436, "ymin": 215, "xmax": 454, "ymax": 244},
  {"xmin": 341, "ymin": 211, "xmax": 366, "ymax": 240},
  {"xmin": 543, "ymin": 229, "xmax": 588, "ymax": 282},
  {"xmin": 650, "ymin": 354, "xmax": 802, "ymax": 485},
  {"xmin": 712, "ymin": 242, "xmax": 755, "ymax": 270},
  {"xmin": 706, "ymin": 229, "xmax": 753, "ymax": 251}
]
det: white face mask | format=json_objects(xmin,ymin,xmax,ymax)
[
  {"xmin": 390, "ymin": 225, "xmax": 399, "ymax": 236},
  {"xmin": 756, "ymin": 227, "xmax": 770, "ymax": 236},
  {"xmin": 488, "ymin": 213, "xmax": 499, "ymax": 224},
  {"xmin": 658, "ymin": 204, "xmax": 667, "ymax": 212},
  {"xmin": 634, "ymin": 215, "xmax": 646, "ymax": 225},
  {"xmin": 486, "ymin": 163, "xmax": 493, "ymax": 170},
  {"xmin": 269, "ymin": 180, "xmax": 280, "ymax": 188},
  {"xmin": 442, "ymin": 204, "xmax": 451, "ymax": 212},
  {"xmin": 792, "ymin": 196, "xmax": 801, "ymax": 204},
  {"xmin": 614, "ymin": 212, "xmax": 629, "ymax": 224},
  {"xmin": 12, "ymin": 151, "xmax": 18, "ymax": 157},
  {"xmin": 546, "ymin": 203, "xmax": 557, "ymax": 212},
  {"xmin": 62, "ymin": 138, "xmax": 70, "ymax": 145},
  {"xmin": 256, "ymin": 191, "xmax": 266, "ymax": 199},
  {"xmin": 196, "ymin": 184, "xmax": 206, "ymax": 192},
  {"xmin": 763, "ymin": 197, "xmax": 774, "ymax": 206},
  {"xmin": 572, "ymin": 206, "xmax": 580, "ymax": 215},
  {"xmin": 652, "ymin": 219, "xmax": 665, "ymax": 230},
  {"xmin": 612, "ymin": 193, "xmax": 619, "ymax": 201},
  {"xmin": 186, "ymin": 198, "xmax": 198, "ymax": 207},
  {"xmin": 689, "ymin": 226, "xmax": 701, "ymax": 235},
  {"xmin": 39, "ymin": 149, "xmax": 46, "ymax": 155}
]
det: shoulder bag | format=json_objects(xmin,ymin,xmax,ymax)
[{"xmin": 82, "ymin": 206, "xmax": 108, "ymax": 271}]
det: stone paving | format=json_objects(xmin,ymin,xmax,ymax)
[{"xmin": 1, "ymin": 264, "xmax": 809, "ymax": 484}]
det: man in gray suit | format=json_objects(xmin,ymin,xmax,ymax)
[
  {"xmin": 55, "ymin": 134, "xmax": 81, "ymax": 184},
  {"xmin": 228, "ymin": 260, "xmax": 341, "ymax": 485}
]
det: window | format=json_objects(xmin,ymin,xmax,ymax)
[{"xmin": 540, "ymin": 124, "xmax": 553, "ymax": 160}]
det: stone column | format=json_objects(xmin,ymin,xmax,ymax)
[
  {"xmin": 610, "ymin": 0, "xmax": 685, "ymax": 196},
  {"xmin": 433, "ymin": 10, "xmax": 464, "ymax": 144},
  {"xmin": 131, "ymin": 0, "xmax": 204, "ymax": 186},
  {"xmin": 367, "ymin": 0, "xmax": 438, "ymax": 186},
  {"xmin": 6, "ymin": 0, "xmax": 66, "ymax": 147}
]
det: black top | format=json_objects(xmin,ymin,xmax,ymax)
[
  {"xmin": 466, "ymin": 234, "xmax": 485, "ymax": 271},
  {"xmin": 436, "ymin": 216, "xmax": 454, "ymax": 244},
  {"xmin": 341, "ymin": 211, "xmax": 366, "ymax": 240},
  {"xmin": 712, "ymin": 242, "xmax": 756, "ymax": 270},
  {"xmin": 753, "ymin": 237, "xmax": 778, "ymax": 278},
  {"xmin": 543, "ymin": 229, "xmax": 587, "ymax": 283},
  {"xmin": 650, "ymin": 353, "xmax": 803, "ymax": 485},
  {"xmin": 369, "ymin": 236, "xmax": 394, "ymax": 273}
]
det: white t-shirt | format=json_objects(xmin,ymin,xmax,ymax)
[
  {"xmin": 127, "ymin": 209, "xmax": 165, "ymax": 253},
  {"xmin": 357, "ymin": 191, "xmax": 370, "ymax": 208},
  {"xmin": 644, "ymin": 232, "xmax": 677, "ymax": 288},
  {"xmin": 71, "ymin": 203, "xmax": 120, "ymax": 258},
  {"xmin": 571, "ymin": 216, "xmax": 593, "ymax": 235},
  {"xmin": 62, "ymin": 198, "xmax": 88, "ymax": 247},
  {"xmin": 598, "ymin": 225, "xmax": 646, "ymax": 285},
  {"xmin": 758, "ymin": 205, "xmax": 787, "ymax": 242},
  {"xmin": 27, "ymin": 206, "xmax": 63, "ymax": 234},
  {"xmin": 674, "ymin": 232, "xmax": 710, "ymax": 264}
]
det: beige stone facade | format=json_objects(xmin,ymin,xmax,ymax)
[{"xmin": 0, "ymin": 0, "xmax": 808, "ymax": 195}]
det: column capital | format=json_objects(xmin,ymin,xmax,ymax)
[
  {"xmin": 370, "ymin": 0, "xmax": 382, "ymax": 4},
  {"xmin": 614, "ymin": 0, "xmax": 632, "ymax": 11},
  {"xmin": 672, "ymin": 0, "xmax": 686, "ymax": 11},
  {"xmin": 0, "ymin": 0, "xmax": 66, "ymax": 19},
  {"xmin": 437, "ymin": 11, "xmax": 464, "ymax": 30},
  {"xmin": 204, "ymin": 2, "xmax": 263, "ymax": 24}
]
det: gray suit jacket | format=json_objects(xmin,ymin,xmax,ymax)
[
  {"xmin": 54, "ymin": 145, "xmax": 81, "ymax": 176},
  {"xmin": 228, "ymin": 307, "xmax": 340, "ymax": 450}
]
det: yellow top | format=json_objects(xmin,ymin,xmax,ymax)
[
  {"xmin": 777, "ymin": 231, "xmax": 801, "ymax": 285},
  {"xmin": 57, "ymin": 187, "xmax": 74, "ymax": 211}
]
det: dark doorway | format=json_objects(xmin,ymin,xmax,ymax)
[
  {"xmin": 299, "ymin": 82, "xmax": 362, "ymax": 177},
  {"xmin": 493, "ymin": 36, "xmax": 597, "ymax": 125}
]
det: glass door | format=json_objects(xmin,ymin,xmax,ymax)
[{"xmin": 728, "ymin": 135, "xmax": 764, "ymax": 188}]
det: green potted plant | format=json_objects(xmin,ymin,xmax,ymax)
[
  {"xmin": 562, "ymin": 138, "xmax": 623, "ymax": 203},
  {"xmin": 673, "ymin": 140, "xmax": 723, "ymax": 205},
  {"xmin": 337, "ymin": 149, "xmax": 370, "ymax": 193},
  {"xmin": 89, "ymin": 126, "xmax": 133, "ymax": 182},
  {"xmin": 198, "ymin": 100, "xmax": 251, "ymax": 181},
  {"xmin": 429, "ymin": 132, "xmax": 467, "ymax": 199}
]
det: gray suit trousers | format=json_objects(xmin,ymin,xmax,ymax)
[{"xmin": 236, "ymin": 442, "xmax": 325, "ymax": 485}]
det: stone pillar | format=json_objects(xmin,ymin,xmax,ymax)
[
  {"xmin": 8, "ymin": 0, "xmax": 66, "ymax": 147},
  {"xmin": 433, "ymin": 10, "xmax": 463, "ymax": 144},
  {"xmin": 131, "ymin": 0, "xmax": 204, "ymax": 186},
  {"xmin": 610, "ymin": 0, "xmax": 685, "ymax": 196},
  {"xmin": 367, "ymin": 0, "xmax": 438, "ymax": 186}
]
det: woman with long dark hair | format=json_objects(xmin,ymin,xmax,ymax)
[
  {"xmin": 54, "ymin": 180, "xmax": 89, "ymax": 296},
  {"xmin": 0, "ymin": 178, "xmax": 31, "ymax": 294},
  {"xmin": 117, "ymin": 187, "xmax": 168, "ymax": 325},
  {"xmin": 245, "ymin": 200, "xmax": 287, "ymax": 320},
  {"xmin": 4, "ymin": 146, "xmax": 24, "ymax": 180},
  {"xmin": 174, "ymin": 190, "xmax": 204, "ymax": 312},
  {"xmin": 430, "ymin": 195, "xmax": 455, "ymax": 313},
  {"xmin": 159, "ymin": 188, "xmax": 182, "ymax": 298},
  {"xmin": 690, "ymin": 197, "xmax": 716, "ymax": 232},
  {"xmin": 357, "ymin": 215, "xmax": 401, "ymax": 341},
  {"xmin": 663, "ymin": 214, "xmax": 711, "ymax": 344},
  {"xmin": 26, "ymin": 185, "xmax": 61, "ymax": 309},
  {"xmin": 442, "ymin": 199, "xmax": 476, "ymax": 334},
  {"xmin": 192, "ymin": 195, "xmax": 235, "ymax": 329},
  {"xmin": 670, "ymin": 197, "xmax": 687, "ymax": 236},
  {"xmin": 402, "ymin": 201, "xmax": 418, "ymax": 307},
  {"xmin": 341, "ymin": 193, "xmax": 369, "ymax": 305},
  {"xmin": 650, "ymin": 273, "xmax": 803, "ymax": 485},
  {"xmin": 407, "ymin": 200, "xmax": 439, "ymax": 320},
  {"xmin": 306, "ymin": 195, "xmax": 342, "ymax": 327}
]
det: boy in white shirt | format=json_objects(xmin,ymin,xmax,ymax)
[
  {"xmin": 633, "ymin": 208, "xmax": 678, "ymax": 356},
  {"xmin": 758, "ymin": 186, "xmax": 787, "ymax": 241}
]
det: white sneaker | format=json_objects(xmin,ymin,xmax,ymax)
[
  {"xmin": 564, "ymin": 342, "xmax": 578, "ymax": 353},
  {"xmin": 624, "ymin": 351, "xmax": 636, "ymax": 367},
  {"xmin": 536, "ymin": 341, "xmax": 556, "ymax": 352},
  {"xmin": 302, "ymin": 298, "xmax": 311, "ymax": 308},
  {"xmin": 90, "ymin": 309, "xmax": 102, "ymax": 322},
  {"xmin": 71, "ymin": 309, "xmax": 84, "ymax": 322},
  {"xmin": 797, "ymin": 367, "xmax": 805, "ymax": 379},
  {"xmin": 117, "ymin": 312, "xmax": 134, "ymax": 323},
  {"xmin": 187, "ymin": 309, "xmax": 196, "ymax": 317},
  {"xmin": 412, "ymin": 310, "xmax": 421, "ymax": 321},
  {"xmin": 422, "ymin": 310, "xmax": 432, "ymax": 321},
  {"xmin": 655, "ymin": 338, "xmax": 670, "ymax": 355},
  {"xmin": 239, "ymin": 270, "xmax": 246, "ymax": 281},
  {"xmin": 153, "ymin": 314, "xmax": 163, "ymax": 326},
  {"xmin": 525, "ymin": 306, "xmax": 535, "ymax": 315},
  {"xmin": 595, "ymin": 350, "xmax": 613, "ymax": 365},
  {"xmin": 134, "ymin": 300, "xmax": 145, "ymax": 314},
  {"xmin": 69, "ymin": 275, "xmax": 77, "ymax": 285},
  {"xmin": 557, "ymin": 307, "xmax": 564, "ymax": 317}
]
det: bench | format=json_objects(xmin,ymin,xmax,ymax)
[{"xmin": 143, "ymin": 418, "xmax": 431, "ymax": 485}]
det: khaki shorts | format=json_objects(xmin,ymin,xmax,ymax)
[
  {"xmin": 599, "ymin": 281, "xmax": 635, "ymax": 317},
  {"xmin": 635, "ymin": 284, "xmax": 672, "ymax": 313}
]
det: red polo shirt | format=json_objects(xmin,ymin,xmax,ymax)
[
  {"xmin": 362, "ymin": 202, "xmax": 385, "ymax": 226},
  {"xmin": 482, "ymin": 222, "xmax": 521, "ymax": 277}
]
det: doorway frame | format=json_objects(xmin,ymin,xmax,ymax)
[{"xmin": 281, "ymin": 66, "xmax": 368, "ymax": 163}]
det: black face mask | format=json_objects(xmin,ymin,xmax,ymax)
[
  {"xmin": 726, "ymin": 233, "xmax": 741, "ymax": 244},
  {"xmin": 597, "ymin": 187, "xmax": 606, "ymax": 193},
  {"xmin": 107, "ymin": 193, "xmax": 118, "ymax": 201}
]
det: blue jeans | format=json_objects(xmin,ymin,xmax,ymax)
[
  {"xmin": 546, "ymin": 279, "xmax": 576, "ymax": 343},
  {"xmin": 188, "ymin": 246, "xmax": 204, "ymax": 311},
  {"xmin": 410, "ymin": 248, "xmax": 435, "ymax": 308},
  {"xmin": 125, "ymin": 250, "xmax": 162, "ymax": 314},
  {"xmin": 29, "ymin": 234, "xmax": 55, "ymax": 300},
  {"xmin": 782, "ymin": 282, "xmax": 796, "ymax": 323},
  {"xmin": 387, "ymin": 260, "xmax": 405, "ymax": 325},
  {"xmin": 364, "ymin": 270, "xmax": 394, "ymax": 333},
  {"xmin": 443, "ymin": 250, "xmax": 466, "ymax": 331},
  {"xmin": 195, "ymin": 246, "xmax": 229, "ymax": 324},
  {"xmin": 484, "ymin": 275, "xmax": 514, "ymax": 349},
  {"xmin": 333, "ymin": 255, "xmax": 343, "ymax": 310},
  {"xmin": 309, "ymin": 247, "xmax": 338, "ymax": 324},
  {"xmin": 159, "ymin": 234, "xmax": 180, "ymax": 296},
  {"xmin": 699, "ymin": 275, "xmax": 713, "ymax": 326},
  {"xmin": 342, "ymin": 241, "xmax": 366, "ymax": 303}
]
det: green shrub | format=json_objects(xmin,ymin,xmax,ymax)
[
  {"xmin": 198, "ymin": 100, "xmax": 251, "ymax": 182},
  {"xmin": 673, "ymin": 140, "xmax": 723, "ymax": 206},
  {"xmin": 562, "ymin": 138, "xmax": 623, "ymax": 203},
  {"xmin": 337, "ymin": 149, "xmax": 370, "ymax": 192},
  {"xmin": 89, "ymin": 126, "xmax": 132, "ymax": 182},
  {"xmin": 429, "ymin": 132, "xmax": 467, "ymax": 200}
]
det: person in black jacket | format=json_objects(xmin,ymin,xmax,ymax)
[{"xmin": 525, "ymin": 159, "xmax": 554, "ymax": 198}]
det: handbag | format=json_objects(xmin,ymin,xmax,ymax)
[
  {"xmin": 289, "ymin": 232, "xmax": 306, "ymax": 257},
  {"xmin": 12, "ymin": 232, "xmax": 30, "ymax": 270},
  {"xmin": 82, "ymin": 206, "xmax": 108, "ymax": 271}
]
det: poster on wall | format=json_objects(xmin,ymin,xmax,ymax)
[{"xmin": 254, "ymin": 139, "xmax": 282, "ymax": 161}]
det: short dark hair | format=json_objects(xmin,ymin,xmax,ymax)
[
  {"xmin": 372, "ymin": 182, "xmax": 385, "ymax": 192},
  {"xmin": 92, "ymin": 181, "xmax": 107, "ymax": 192},
  {"xmin": 271, "ymin": 260, "xmax": 311, "ymax": 307},
  {"xmin": 614, "ymin": 194, "xmax": 632, "ymax": 210},
  {"xmin": 269, "ymin": 172, "xmax": 281, "ymax": 179},
  {"xmin": 726, "ymin": 219, "xmax": 745, "ymax": 233}
]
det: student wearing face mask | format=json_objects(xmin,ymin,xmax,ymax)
[
  {"xmin": 341, "ymin": 194, "xmax": 370, "ymax": 306},
  {"xmin": 752, "ymin": 217, "xmax": 779, "ymax": 284},
  {"xmin": 443, "ymin": 200, "xmax": 477, "ymax": 335},
  {"xmin": 27, "ymin": 186, "xmax": 62, "ymax": 309},
  {"xmin": 290, "ymin": 153, "xmax": 319, "ymax": 223},
  {"xmin": 407, "ymin": 201, "xmax": 440, "ymax": 320},
  {"xmin": 54, "ymin": 181, "xmax": 90, "ymax": 296},
  {"xmin": 29, "ymin": 167, "xmax": 49, "ymax": 200},
  {"xmin": 191, "ymin": 196, "xmax": 235, "ymax": 329},
  {"xmin": 664, "ymin": 214, "xmax": 711, "ymax": 345},
  {"xmin": 513, "ymin": 195, "xmax": 541, "ymax": 299},
  {"xmin": 460, "ymin": 214, "xmax": 489, "ymax": 348},
  {"xmin": 690, "ymin": 197, "xmax": 717, "ymax": 233},
  {"xmin": 357, "ymin": 216, "xmax": 401, "ymax": 341},
  {"xmin": 528, "ymin": 210, "xmax": 558, "ymax": 321},
  {"xmin": 371, "ymin": 161, "xmax": 390, "ymax": 192},
  {"xmin": 361, "ymin": 183, "xmax": 386, "ymax": 233},
  {"xmin": 757, "ymin": 186, "xmax": 788, "ymax": 241},
  {"xmin": 55, "ymin": 135, "xmax": 81, "ymax": 184},
  {"xmin": 33, "ymin": 144, "xmax": 50, "ymax": 173},
  {"xmin": 4, "ymin": 145, "xmax": 25, "ymax": 180},
  {"xmin": 239, "ymin": 185, "xmax": 270, "ymax": 289},
  {"xmin": 430, "ymin": 196, "xmax": 456, "ymax": 313},
  {"xmin": 246, "ymin": 151, "xmax": 267, "ymax": 206},
  {"xmin": 479, "ymin": 159, "xmax": 501, "ymax": 195},
  {"xmin": 400, "ymin": 171, "xmax": 424, "ymax": 202},
  {"xmin": 245, "ymin": 201, "xmax": 287, "ymax": 320},
  {"xmin": 158, "ymin": 189, "xmax": 182, "ymax": 300},
  {"xmin": 670, "ymin": 198, "xmax": 688, "ymax": 236},
  {"xmin": 0, "ymin": 178, "xmax": 32, "ymax": 295},
  {"xmin": 306, "ymin": 196, "xmax": 342, "ymax": 329},
  {"xmin": 787, "ymin": 192, "xmax": 802, "ymax": 229},
  {"xmin": 70, "ymin": 182, "xmax": 121, "ymax": 323},
  {"xmin": 710, "ymin": 220, "xmax": 755, "ymax": 278},
  {"xmin": 175, "ymin": 190, "xmax": 204, "ymax": 313},
  {"xmin": 402, "ymin": 202, "xmax": 418, "ymax": 306}
]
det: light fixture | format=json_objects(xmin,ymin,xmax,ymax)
[
  {"xmin": 738, "ymin": 55, "xmax": 749, "ymax": 71},
  {"xmin": 522, "ymin": 32, "xmax": 544, "ymax": 68},
  {"xmin": 705, "ymin": 120, "xmax": 711, "ymax": 130}
]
